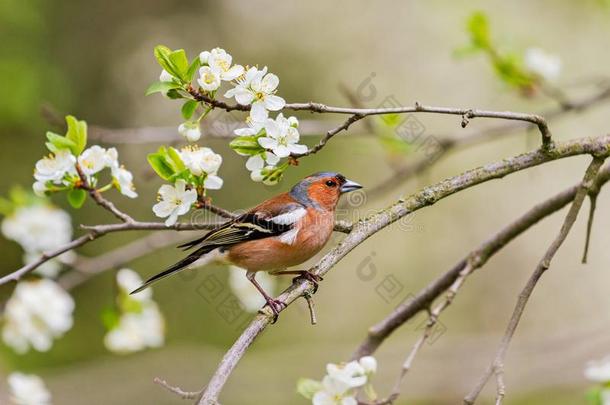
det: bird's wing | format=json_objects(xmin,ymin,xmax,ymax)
[
  {"xmin": 178, "ymin": 202, "xmax": 307, "ymax": 250},
  {"xmin": 130, "ymin": 201, "xmax": 307, "ymax": 295}
]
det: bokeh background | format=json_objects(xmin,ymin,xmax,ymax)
[{"xmin": 2, "ymin": 0, "xmax": 610, "ymax": 404}]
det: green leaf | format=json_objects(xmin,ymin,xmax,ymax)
[
  {"xmin": 186, "ymin": 57, "xmax": 201, "ymax": 81},
  {"xmin": 230, "ymin": 136, "xmax": 263, "ymax": 156},
  {"xmin": 145, "ymin": 80, "xmax": 181, "ymax": 96},
  {"xmin": 181, "ymin": 100, "xmax": 199, "ymax": 119},
  {"xmin": 167, "ymin": 147, "xmax": 186, "ymax": 171},
  {"xmin": 67, "ymin": 188, "xmax": 87, "ymax": 208},
  {"xmin": 467, "ymin": 11, "xmax": 490, "ymax": 49},
  {"xmin": 65, "ymin": 115, "xmax": 87, "ymax": 155},
  {"xmin": 101, "ymin": 307, "xmax": 121, "ymax": 331},
  {"xmin": 46, "ymin": 131, "xmax": 77, "ymax": 152},
  {"xmin": 0, "ymin": 197, "xmax": 14, "ymax": 216},
  {"xmin": 153, "ymin": 45, "xmax": 189, "ymax": 83},
  {"xmin": 147, "ymin": 153, "xmax": 175, "ymax": 180},
  {"xmin": 168, "ymin": 49, "xmax": 189, "ymax": 81},
  {"xmin": 166, "ymin": 88, "xmax": 183, "ymax": 99},
  {"xmin": 296, "ymin": 378, "xmax": 322, "ymax": 400}
]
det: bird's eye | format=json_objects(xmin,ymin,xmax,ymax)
[{"xmin": 325, "ymin": 180, "xmax": 337, "ymax": 187}]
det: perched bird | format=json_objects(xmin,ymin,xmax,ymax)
[{"xmin": 131, "ymin": 172, "xmax": 362, "ymax": 317}]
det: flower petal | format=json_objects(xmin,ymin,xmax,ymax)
[{"xmin": 264, "ymin": 95, "xmax": 286, "ymax": 111}]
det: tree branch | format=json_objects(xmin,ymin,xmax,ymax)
[
  {"xmin": 463, "ymin": 156, "xmax": 605, "ymax": 405},
  {"xmin": 352, "ymin": 163, "xmax": 610, "ymax": 360},
  {"xmin": 193, "ymin": 135, "xmax": 610, "ymax": 404}
]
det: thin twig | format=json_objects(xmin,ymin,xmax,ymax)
[
  {"xmin": 154, "ymin": 377, "xmax": 202, "ymax": 400},
  {"xmin": 303, "ymin": 293, "xmax": 317, "ymax": 325},
  {"xmin": 581, "ymin": 191, "xmax": 599, "ymax": 264},
  {"xmin": 463, "ymin": 156, "xmax": 605, "ymax": 405}
]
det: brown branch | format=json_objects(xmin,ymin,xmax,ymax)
[
  {"xmin": 581, "ymin": 191, "xmax": 599, "ymax": 264},
  {"xmin": 193, "ymin": 135, "xmax": 610, "ymax": 404},
  {"xmin": 352, "ymin": 163, "xmax": 610, "ymax": 360},
  {"xmin": 463, "ymin": 156, "xmax": 605, "ymax": 405}
]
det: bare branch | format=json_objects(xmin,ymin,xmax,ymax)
[
  {"xmin": 352, "ymin": 163, "xmax": 610, "ymax": 359},
  {"xmin": 464, "ymin": 156, "xmax": 605, "ymax": 405},
  {"xmin": 581, "ymin": 191, "xmax": 599, "ymax": 264},
  {"xmin": 195, "ymin": 135, "xmax": 610, "ymax": 404}
]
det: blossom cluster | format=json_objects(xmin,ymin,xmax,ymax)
[
  {"xmin": 149, "ymin": 45, "xmax": 307, "ymax": 186},
  {"xmin": 32, "ymin": 115, "xmax": 137, "ymax": 206},
  {"xmin": 297, "ymin": 356, "xmax": 378, "ymax": 405},
  {"xmin": 1, "ymin": 199, "xmax": 73, "ymax": 278},
  {"xmin": 103, "ymin": 269, "xmax": 165, "ymax": 354},
  {"xmin": 148, "ymin": 145, "xmax": 223, "ymax": 225},
  {"xmin": 2, "ymin": 279, "xmax": 75, "ymax": 354}
]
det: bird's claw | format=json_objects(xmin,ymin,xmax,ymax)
[
  {"xmin": 260, "ymin": 298, "xmax": 286, "ymax": 323},
  {"xmin": 292, "ymin": 271, "xmax": 324, "ymax": 294}
]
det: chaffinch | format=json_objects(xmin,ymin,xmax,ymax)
[{"xmin": 131, "ymin": 172, "xmax": 362, "ymax": 317}]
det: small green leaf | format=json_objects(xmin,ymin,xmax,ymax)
[
  {"xmin": 230, "ymin": 136, "xmax": 263, "ymax": 156},
  {"xmin": 296, "ymin": 378, "xmax": 322, "ymax": 400},
  {"xmin": 67, "ymin": 188, "xmax": 87, "ymax": 209},
  {"xmin": 65, "ymin": 115, "xmax": 87, "ymax": 155},
  {"xmin": 166, "ymin": 88, "xmax": 183, "ymax": 99},
  {"xmin": 101, "ymin": 307, "xmax": 121, "ymax": 330},
  {"xmin": 46, "ymin": 131, "xmax": 77, "ymax": 152},
  {"xmin": 0, "ymin": 197, "xmax": 14, "ymax": 216},
  {"xmin": 147, "ymin": 153, "xmax": 175, "ymax": 180},
  {"xmin": 145, "ymin": 80, "xmax": 181, "ymax": 96},
  {"xmin": 153, "ymin": 45, "xmax": 190, "ymax": 83},
  {"xmin": 168, "ymin": 49, "xmax": 189, "ymax": 81},
  {"xmin": 167, "ymin": 147, "xmax": 186, "ymax": 171},
  {"xmin": 186, "ymin": 57, "xmax": 201, "ymax": 81},
  {"xmin": 181, "ymin": 100, "xmax": 199, "ymax": 119},
  {"xmin": 467, "ymin": 11, "xmax": 490, "ymax": 49}
]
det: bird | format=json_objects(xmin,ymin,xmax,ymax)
[{"xmin": 131, "ymin": 172, "xmax": 362, "ymax": 318}]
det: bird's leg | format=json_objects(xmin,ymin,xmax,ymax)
[
  {"xmin": 246, "ymin": 271, "xmax": 285, "ymax": 322},
  {"xmin": 271, "ymin": 270, "xmax": 323, "ymax": 293}
]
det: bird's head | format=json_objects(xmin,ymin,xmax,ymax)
[{"xmin": 289, "ymin": 172, "xmax": 362, "ymax": 211}]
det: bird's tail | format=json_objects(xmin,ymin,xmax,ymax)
[{"xmin": 130, "ymin": 244, "xmax": 218, "ymax": 295}]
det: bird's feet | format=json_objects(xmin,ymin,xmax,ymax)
[
  {"xmin": 292, "ymin": 271, "xmax": 324, "ymax": 294},
  {"xmin": 261, "ymin": 297, "xmax": 286, "ymax": 323}
]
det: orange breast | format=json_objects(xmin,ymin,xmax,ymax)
[{"xmin": 226, "ymin": 208, "xmax": 334, "ymax": 272}]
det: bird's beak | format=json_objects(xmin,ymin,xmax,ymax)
[{"xmin": 340, "ymin": 179, "xmax": 363, "ymax": 193}]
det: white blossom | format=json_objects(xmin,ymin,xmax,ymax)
[
  {"xmin": 224, "ymin": 66, "xmax": 285, "ymax": 121},
  {"xmin": 312, "ymin": 376, "xmax": 357, "ymax": 405},
  {"xmin": 111, "ymin": 166, "xmax": 137, "ymax": 199},
  {"xmin": 178, "ymin": 122, "xmax": 202, "ymax": 143},
  {"xmin": 206, "ymin": 48, "xmax": 244, "ymax": 81},
  {"xmin": 585, "ymin": 356, "xmax": 610, "ymax": 383},
  {"xmin": 524, "ymin": 47, "xmax": 561, "ymax": 82},
  {"xmin": 8, "ymin": 372, "xmax": 52, "ymax": 405},
  {"xmin": 2, "ymin": 205, "xmax": 72, "ymax": 254},
  {"xmin": 228, "ymin": 266, "xmax": 276, "ymax": 312},
  {"xmin": 197, "ymin": 66, "xmax": 222, "ymax": 92},
  {"xmin": 259, "ymin": 114, "xmax": 307, "ymax": 158},
  {"xmin": 33, "ymin": 149, "xmax": 76, "ymax": 184},
  {"xmin": 199, "ymin": 51, "xmax": 211, "ymax": 64},
  {"xmin": 159, "ymin": 69, "xmax": 173, "ymax": 83},
  {"xmin": 152, "ymin": 179, "xmax": 197, "ymax": 226},
  {"xmin": 179, "ymin": 146, "xmax": 224, "ymax": 190},
  {"xmin": 245, "ymin": 152, "xmax": 279, "ymax": 172},
  {"xmin": 116, "ymin": 268, "xmax": 151, "ymax": 301},
  {"xmin": 104, "ymin": 269, "xmax": 165, "ymax": 354},
  {"xmin": 77, "ymin": 145, "xmax": 107, "ymax": 176},
  {"xmin": 234, "ymin": 108, "xmax": 268, "ymax": 137},
  {"xmin": 359, "ymin": 356, "xmax": 377, "ymax": 374},
  {"xmin": 2, "ymin": 279, "xmax": 75, "ymax": 353},
  {"xmin": 104, "ymin": 303, "xmax": 165, "ymax": 354},
  {"xmin": 326, "ymin": 361, "xmax": 367, "ymax": 388}
]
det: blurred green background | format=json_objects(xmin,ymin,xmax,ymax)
[{"xmin": 2, "ymin": 0, "xmax": 610, "ymax": 404}]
